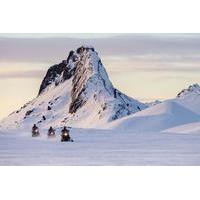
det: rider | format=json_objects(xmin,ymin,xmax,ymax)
[
  {"xmin": 61, "ymin": 126, "xmax": 71, "ymax": 141},
  {"xmin": 32, "ymin": 124, "xmax": 39, "ymax": 136},
  {"xmin": 32, "ymin": 124, "xmax": 37, "ymax": 131},
  {"xmin": 48, "ymin": 126, "xmax": 55, "ymax": 136}
]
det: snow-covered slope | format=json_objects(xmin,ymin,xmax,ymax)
[
  {"xmin": 108, "ymin": 100, "xmax": 200, "ymax": 132},
  {"xmin": 163, "ymin": 121, "xmax": 200, "ymax": 134},
  {"xmin": 0, "ymin": 46, "xmax": 147, "ymax": 129},
  {"xmin": 109, "ymin": 84, "xmax": 200, "ymax": 132},
  {"xmin": 161, "ymin": 84, "xmax": 200, "ymax": 133},
  {"xmin": 0, "ymin": 80, "xmax": 72, "ymax": 130}
]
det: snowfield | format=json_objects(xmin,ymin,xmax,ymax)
[{"xmin": 0, "ymin": 128, "xmax": 200, "ymax": 165}]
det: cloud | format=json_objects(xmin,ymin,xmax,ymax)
[
  {"xmin": 105, "ymin": 56, "xmax": 200, "ymax": 74},
  {"xmin": 0, "ymin": 34, "xmax": 199, "ymax": 80},
  {"xmin": 0, "ymin": 70, "xmax": 45, "ymax": 79},
  {"xmin": 1, "ymin": 34, "xmax": 200, "ymax": 64}
]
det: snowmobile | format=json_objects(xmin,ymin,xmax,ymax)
[
  {"xmin": 61, "ymin": 127, "xmax": 73, "ymax": 142},
  {"xmin": 32, "ymin": 124, "xmax": 40, "ymax": 137},
  {"xmin": 47, "ymin": 127, "xmax": 56, "ymax": 138}
]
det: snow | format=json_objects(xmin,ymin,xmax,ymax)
[
  {"xmin": 0, "ymin": 46, "xmax": 199, "ymax": 165},
  {"xmin": 177, "ymin": 83, "xmax": 200, "ymax": 98},
  {"xmin": 163, "ymin": 121, "xmax": 200, "ymax": 134},
  {"xmin": 0, "ymin": 84, "xmax": 199, "ymax": 165},
  {"xmin": 107, "ymin": 100, "xmax": 200, "ymax": 132},
  {"xmin": 0, "ymin": 79, "xmax": 73, "ymax": 130},
  {"xmin": 0, "ymin": 128, "xmax": 200, "ymax": 165}
]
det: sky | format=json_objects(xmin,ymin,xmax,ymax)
[{"xmin": 0, "ymin": 33, "xmax": 200, "ymax": 120}]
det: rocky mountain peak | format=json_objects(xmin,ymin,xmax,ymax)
[
  {"xmin": 66, "ymin": 46, "xmax": 147, "ymax": 121},
  {"xmin": 0, "ymin": 45, "xmax": 147, "ymax": 129},
  {"xmin": 38, "ymin": 46, "xmax": 97, "ymax": 95},
  {"xmin": 38, "ymin": 45, "xmax": 147, "ymax": 123},
  {"xmin": 69, "ymin": 46, "xmax": 114, "ymax": 114}
]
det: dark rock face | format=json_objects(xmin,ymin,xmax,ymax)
[
  {"xmin": 38, "ymin": 52, "xmax": 77, "ymax": 95},
  {"xmin": 66, "ymin": 50, "xmax": 75, "ymax": 63},
  {"xmin": 63, "ymin": 66, "xmax": 76, "ymax": 81},
  {"xmin": 24, "ymin": 108, "xmax": 35, "ymax": 119},
  {"xmin": 69, "ymin": 46, "xmax": 97, "ymax": 114},
  {"xmin": 69, "ymin": 61, "xmax": 88, "ymax": 114},
  {"xmin": 25, "ymin": 109, "xmax": 34, "ymax": 117},
  {"xmin": 38, "ymin": 61, "xmax": 66, "ymax": 95},
  {"xmin": 69, "ymin": 95, "xmax": 86, "ymax": 114},
  {"xmin": 38, "ymin": 46, "xmax": 96, "ymax": 96}
]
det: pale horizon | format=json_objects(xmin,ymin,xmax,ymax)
[{"xmin": 0, "ymin": 33, "xmax": 200, "ymax": 120}]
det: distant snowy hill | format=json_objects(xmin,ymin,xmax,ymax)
[
  {"xmin": 108, "ymin": 84, "xmax": 200, "ymax": 132},
  {"xmin": 0, "ymin": 46, "xmax": 147, "ymax": 129},
  {"xmin": 161, "ymin": 84, "xmax": 200, "ymax": 134},
  {"xmin": 108, "ymin": 100, "xmax": 200, "ymax": 132}
]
